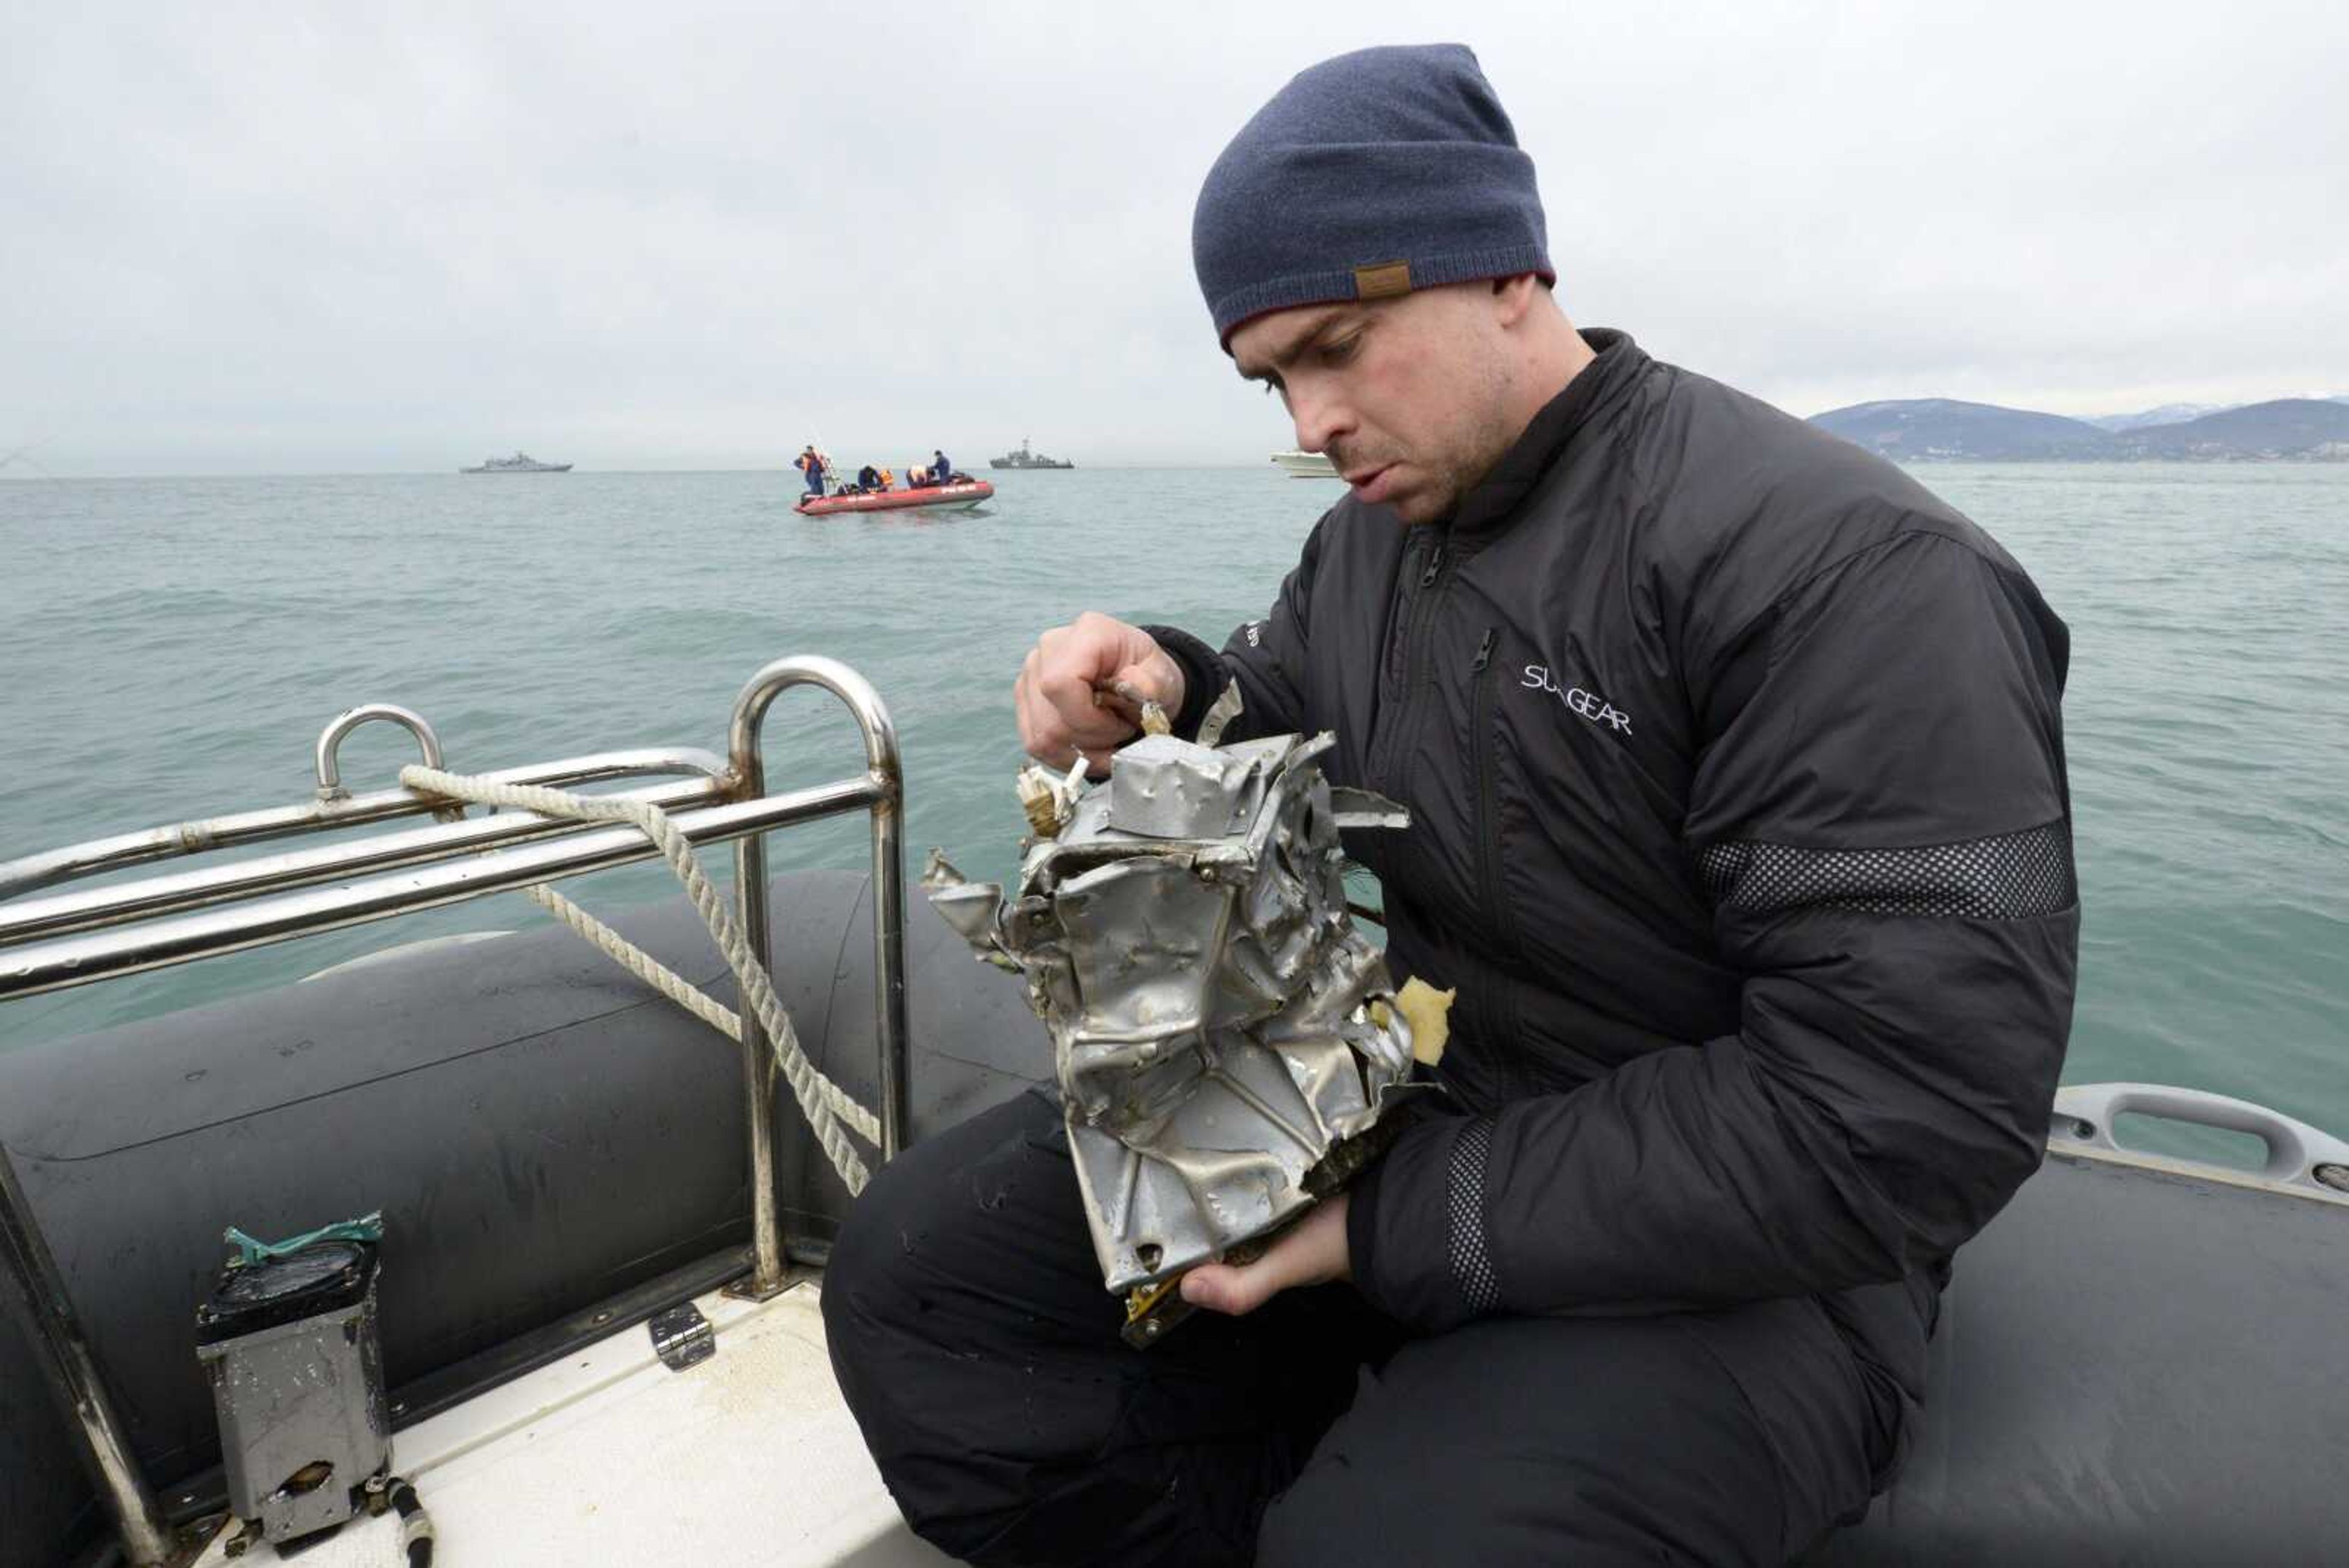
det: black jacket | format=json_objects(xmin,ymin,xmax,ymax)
[{"xmin": 1149, "ymin": 330, "xmax": 2077, "ymax": 1405}]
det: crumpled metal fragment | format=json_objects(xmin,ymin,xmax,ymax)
[{"xmin": 924, "ymin": 721, "xmax": 1426, "ymax": 1302}]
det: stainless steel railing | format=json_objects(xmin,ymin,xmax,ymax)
[{"xmin": 0, "ymin": 654, "xmax": 909, "ymax": 1566}]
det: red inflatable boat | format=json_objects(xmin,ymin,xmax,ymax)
[{"xmin": 795, "ymin": 478, "xmax": 994, "ymax": 516}]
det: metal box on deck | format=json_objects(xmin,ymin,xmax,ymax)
[{"xmin": 195, "ymin": 1241, "xmax": 390, "ymax": 1544}]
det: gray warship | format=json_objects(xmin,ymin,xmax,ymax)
[
  {"xmin": 461, "ymin": 451, "xmax": 572, "ymax": 474},
  {"xmin": 989, "ymin": 437, "xmax": 1073, "ymax": 470}
]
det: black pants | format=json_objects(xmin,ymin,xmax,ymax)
[{"xmin": 824, "ymin": 1089, "xmax": 1898, "ymax": 1567}]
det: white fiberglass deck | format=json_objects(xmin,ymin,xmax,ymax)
[{"xmin": 190, "ymin": 1277, "xmax": 952, "ymax": 1568}]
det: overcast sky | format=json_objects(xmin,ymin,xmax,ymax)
[{"xmin": 5, "ymin": 1, "xmax": 2344, "ymax": 475}]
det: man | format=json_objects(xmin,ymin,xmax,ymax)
[
  {"xmin": 933, "ymin": 447, "xmax": 954, "ymax": 483},
  {"xmin": 826, "ymin": 43, "xmax": 2077, "ymax": 1567},
  {"xmin": 795, "ymin": 444, "xmax": 827, "ymax": 497}
]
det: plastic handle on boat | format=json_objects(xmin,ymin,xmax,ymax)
[{"xmin": 2050, "ymin": 1082, "xmax": 2349, "ymax": 1195}]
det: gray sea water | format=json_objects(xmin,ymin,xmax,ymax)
[{"xmin": 3, "ymin": 464, "xmax": 2344, "ymax": 1154}]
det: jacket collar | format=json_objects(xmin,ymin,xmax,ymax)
[{"xmin": 1449, "ymin": 328, "xmax": 1646, "ymax": 533}]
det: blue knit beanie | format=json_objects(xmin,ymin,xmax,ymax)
[{"xmin": 1192, "ymin": 43, "xmax": 1553, "ymax": 348}]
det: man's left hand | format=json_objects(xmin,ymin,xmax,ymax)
[{"xmin": 1178, "ymin": 1193, "xmax": 1351, "ymax": 1316}]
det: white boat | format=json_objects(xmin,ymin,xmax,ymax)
[
  {"xmin": 4, "ymin": 660, "xmax": 2345, "ymax": 1567},
  {"xmin": 1271, "ymin": 450, "xmax": 1340, "ymax": 478}
]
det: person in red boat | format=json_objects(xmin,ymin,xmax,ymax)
[{"xmin": 793, "ymin": 444, "xmax": 828, "ymax": 497}]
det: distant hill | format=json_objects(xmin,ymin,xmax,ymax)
[
  {"xmin": 2118, "ymin": 399, "xmax": 2349, "ymax": 458},
  {"xmin": 2085, "ymin": 402, "xmax": 2231, "ymax": 433},
  {"xmin": 1809, "ymin": 396, "xmax": 2349, "ymax": 461},
  {"xmin": 1808, "ymin": 399, "xmax": 2115, "ymax": 460}
]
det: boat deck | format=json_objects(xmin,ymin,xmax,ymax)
[{"xmin": 190, "ymin": 1276, "xmax": 949, "ymax": 1567}]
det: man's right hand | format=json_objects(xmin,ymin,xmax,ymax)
[{"xmin": 1014, "ymin": 612, "xmax": 1187, "ymax": 776}]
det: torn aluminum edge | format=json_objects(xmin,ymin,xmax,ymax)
[{"xmin": 923, "ymin": 719, "xmax": 1425, "ymax": 1312}]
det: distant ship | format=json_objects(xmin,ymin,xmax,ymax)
[
  {"xmin": 462, "ymin": 451, "xmax": 572, "ymax": 474},
  {"xmin": 990, "ymin": 438, "xmax": 1073, "ymax": 470},
  {"xmin": 1271, "ymin": 450, "xmax": 1340, "ymax": 478}
]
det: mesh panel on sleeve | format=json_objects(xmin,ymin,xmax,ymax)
[
  {"xmin": 1697, "ymin": 819, "xmax": 2075, "ymax": 920},
  {"xmin": 1445, "ymin": 1116, "xmax": 1501, "ymax": 1318}
]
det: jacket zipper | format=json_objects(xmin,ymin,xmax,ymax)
[
  {"xmin": 1370, "ymin": 535, "xmax": 1449, "ymax": 781},
  {"xmin": 1398, "ymin": 541, "xmax": 1449, "ymax": 713},
  {"xmin": 1470, "ymin": 626, "xmax": 1518, "ymax": 956},
  {"xmin": 1380, "ymin": 532, "xmax": 1431, "ymax": 689},
  {"xmin": 1469, "ymin": 623, "xmax": 1525, "ymax": 1094}
]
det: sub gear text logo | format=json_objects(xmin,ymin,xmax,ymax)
[{"xmin": 1522, "ymin": 665, "xmax": 1632, "ymax": 735}]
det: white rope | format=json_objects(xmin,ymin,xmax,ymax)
[{"xmin": 398, "ymin": 765, "xmax": 879, "ymax": 1193}]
